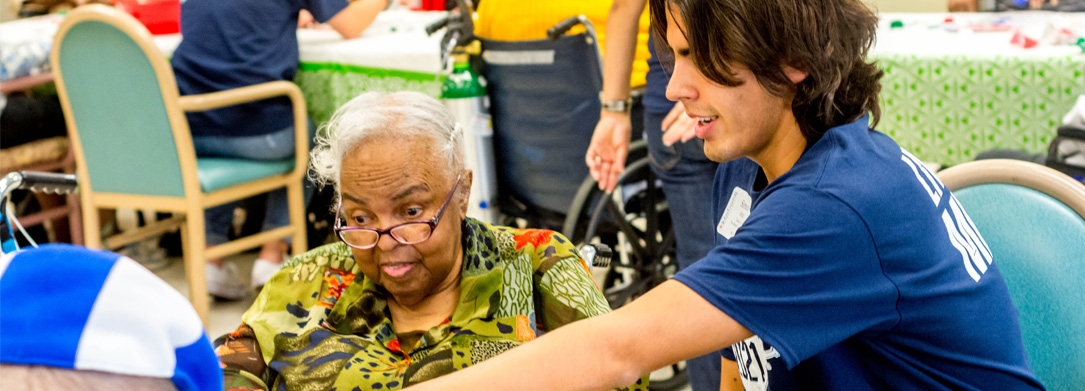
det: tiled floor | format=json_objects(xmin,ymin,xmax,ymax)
[{"xmin": 152, "ymin": 253, "xmax": 256, "ymax": 338}]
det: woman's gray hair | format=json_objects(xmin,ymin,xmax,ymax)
[{"xmin": 309, "ymin": 91, "xmax": 465, "ymax": 193}]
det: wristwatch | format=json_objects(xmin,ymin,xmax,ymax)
[{"xmin": 601, "ymin": 97, "xmax": 633, "ymax": 113}]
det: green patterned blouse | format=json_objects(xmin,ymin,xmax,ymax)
[{"xmin": 215, "ymin": 218, "xmax": 649, "ymax": 391}]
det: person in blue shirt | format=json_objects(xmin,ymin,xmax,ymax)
[
  {"xmin": 170, "ymin": 0, "xmax": 387, "ymax": 299},
  {"xmin": 399, "ymin": 0, "xmax": 1046, "ymax": 390}
]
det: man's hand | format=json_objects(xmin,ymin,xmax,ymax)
[
  {"xmin": 661, "ymin": 101, "xmax": 697, "ymax": 147},
  {"xmin": 298, "ymin": 9, "xmax": 316, "ymax": 28},
  {"xmin": 587, "ymin": 111, "xmax": 633, "ymax": 193}
]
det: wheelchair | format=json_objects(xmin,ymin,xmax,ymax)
[
  {"xmin": 561, "ymin": 140, "xmax": 687, "ymax": 390},
  {"xmin": 424, "ymin": 4, "xmax": 689, "ymax": 389}
]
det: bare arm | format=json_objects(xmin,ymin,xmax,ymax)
[
  {"xmin": 586, "ymin": 0, "xmax": 646, "ymax": 193},
  {"xmin": 403, "ymin": 280, "xmax": 752, "ymax": 391},
  {"xmin": 719, "ymin": 357, "xmax": 743, "ymax": 391},
  {"xmin": 325, "ymin": 0, "xmax": 388, "ymax": 39}
]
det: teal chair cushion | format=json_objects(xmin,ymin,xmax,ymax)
[
  {"xmin": 953, "ymin": 183, "xmax": 1085, "ymax": 391},
  {"xmin": 196, "ymin": 158, "xmax": 295, "ymax": 193}
]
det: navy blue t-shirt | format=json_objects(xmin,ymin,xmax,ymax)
[
  {"xmin": 674, "ymin": 116, "xmax": 1045, "ymax": 390},
  {"xmin": 171, "ymin": 0, "xmax": 348, "ymax": 137}
]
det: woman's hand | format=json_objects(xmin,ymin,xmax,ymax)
[
  {"xmin": 660, "ymin": 101, "xmax": 698, "ymax": 147},
  {"xmin": 587, "ymin": 111, "xmax": 633, "ymax": 193}
]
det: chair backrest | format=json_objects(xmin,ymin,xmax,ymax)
[
  {"xmin": 50, "ymin": 5, "xmax": 197, "ymax": 198},
  {"xmin": 938, "ymin": 159, "xmax": 1085, "ymax": 391}
]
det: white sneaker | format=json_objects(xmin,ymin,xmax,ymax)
[
  {"xmin": 250, "ymin": 257, "xmax": 285, "ymax": 292},
  {"xmin": 205, "ymin": 262, "xmax": 247, "ymax": 301}
]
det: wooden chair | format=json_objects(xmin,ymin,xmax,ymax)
[
  {"xmin": 939, "ymin": 159, "xmax": 1085, "ymax": 391},
  {"xmin": 50, "ymin": 4, "xmax": 308, "ymax": 328}
]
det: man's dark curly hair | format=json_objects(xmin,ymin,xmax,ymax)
[{"xmin": 649, "ymin": 0, "xmax": 884, "ymax": 141}]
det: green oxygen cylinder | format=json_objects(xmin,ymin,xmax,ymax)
[{"xmin": 442, "ymin": 44, "xmax": 499, "ymax": 224}]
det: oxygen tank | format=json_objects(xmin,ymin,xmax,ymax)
[{"xmin": 442, "ymin": 42, "xmax": 499, "ymax": 224}]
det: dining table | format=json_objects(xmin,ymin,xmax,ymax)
[{"xmin": 873, "ymin": 11, "xmax": 1085, "ymax": 166}]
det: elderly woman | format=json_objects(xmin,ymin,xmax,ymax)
[{"xmin": 213, "ymin": 91, "xmax": 648, "ymax": 391}]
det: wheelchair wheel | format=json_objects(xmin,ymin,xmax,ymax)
[{"xmin": 562, "ymin": 141, "xmax": 688, "ymax": 391}]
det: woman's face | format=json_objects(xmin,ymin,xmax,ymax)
[{"xmin": 337, "ymin": 134, "xmax": 467, "ymax": 305}]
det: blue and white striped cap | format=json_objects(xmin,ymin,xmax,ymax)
[{"xmin": 0, "ymin": 244, "xmax": 223, "ymax": 390}]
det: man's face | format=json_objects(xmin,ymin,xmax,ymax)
[{"xmin": 663, "ymin": 5, "xmax": 801, "ymax": 165}]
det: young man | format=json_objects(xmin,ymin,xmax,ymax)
[{"xmin": 401, "ymin": 0, "xmax": 1046, "ymax": 390}]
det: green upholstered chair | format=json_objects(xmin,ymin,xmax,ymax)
[
  {"xmin": 50, "ymin": 5, "xmax": 308, "ymax": 328},
  {"xmin": 938, "ymin": 159, "xmax": 1085, "ymax": 391}
]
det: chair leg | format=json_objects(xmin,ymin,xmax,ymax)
[
  {"xmin": 288, "ymin": 181, "xmax": 307, "ymax": 256},
  {"xmin": 67, "ymin": 193, "xmax": 83, "ymax": 246},
  {"xmin": 181, "ymin": 210, "xmax": 211, "ymax": 330},
  {"xmin": 82, "ymin": 205, "xmax": 102, "ymax": 249}
]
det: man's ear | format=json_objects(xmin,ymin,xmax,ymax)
[{"xmin": 784, "ymin": 65, "xmax": 808, "ymax": 85}]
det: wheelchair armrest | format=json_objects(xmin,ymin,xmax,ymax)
[{"xmin": 577, "ymin": 243, "xmax": 612, "ymax": 270}]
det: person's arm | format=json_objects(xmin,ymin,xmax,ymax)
[
  {"xmin": 403, "ymin": 280, "xmax": 752, "ymax": 391},
  {"xmin": 586, "ymin": 0, "xmax": 645, "ymax": 193},
  {"xmin": 325, "ymin": 0, "xmax": 388, "ymax": 39},
  {"xmin": 215, "ymin": 324, "xmax": 272, "ymax": 391},
  {"xmin": 719, "ymin": 357, "xmax": 743, "ymax": 391}
]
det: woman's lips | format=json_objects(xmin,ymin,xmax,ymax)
[{"xmin": 381, "ymin": 262, "xmax": 414, "ymax": 278}]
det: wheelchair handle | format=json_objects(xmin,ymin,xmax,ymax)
[
  {"xmin": 424, "ymin": 16, "xmax": 449, "ymax": 36},
  {"xmin": 1, "ymin": 171, "xmax": 79, "ymax": 198},
  {"xmin": 546, "ymin": 15, "xmax": 604, "ymax": 79},
  {"xmin": 547, "ymin": 15, "xmax": 590, "ymax": 41}
]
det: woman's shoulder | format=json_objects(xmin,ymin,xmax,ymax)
[{"xmin": 467, "ymin": 218, "xmax": 583, "ymax": 274}]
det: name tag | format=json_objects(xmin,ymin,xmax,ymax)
[{"xmin": 717, "ymin": 187, "xmax": 752, "ymax": 239}]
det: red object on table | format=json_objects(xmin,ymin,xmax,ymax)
[
  {"xmin": 1010, "ymin": 28, "xmax": 1039, "ymax": 49},
  {"xmin": 112, "ymin": 0, "xmax": 180, "ymax": 35},
  {"xmin": 419, "ymin": 0, "xmax": 445, "ymax": 11}
]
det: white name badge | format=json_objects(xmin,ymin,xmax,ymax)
[{"xmin": 717, "ymin": 187, "xmax": 752, "ymax": 239}]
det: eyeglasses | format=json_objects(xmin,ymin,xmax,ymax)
[{"xmin": 334, "ymin": 175, "xmax": 461, "ymax": 250}]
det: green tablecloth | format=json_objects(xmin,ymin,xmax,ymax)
[
  {"xmin": 876, "ymin": 53, "xmax": 1085, "ymax": 166},
  {"xmin": 294, "ymin": 62, "xmax": 443, "ymax": 127},
  {"xmin": 292, "ymin": 54, "xmax": 1083, "ymax": 168}
]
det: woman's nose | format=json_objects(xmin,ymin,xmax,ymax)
[{"xmin": 376, "ymin": 231, "xmax": 401, "ymax": 252}]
